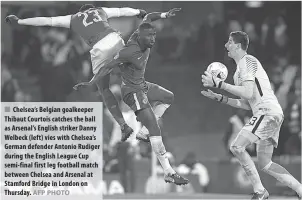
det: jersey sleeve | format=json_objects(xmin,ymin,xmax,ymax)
[
  {"xmin": 51, "ymin": 15, "xmax": 71, "ymax": 28},
  {"xmin": 101, "ymin": 7, "xmax": 120, "ymax": 18},
  {"xmin": 239, "ymin": 56, "xmax": 258, "ymax": 82},
  {"xmin": 101, "ymin": 7, "xmax": 140, "ymax": 18}
]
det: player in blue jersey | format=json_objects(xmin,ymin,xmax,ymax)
[{"xmin": 74, "ymin": 8, "xmax": 189, "ymax": 186}]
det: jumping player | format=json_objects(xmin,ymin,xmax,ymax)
[
  {"xmin": 5, "ymin": 4, "xmax": 147, "ymax": 142},
  {"xmin": 74, "ymin": 8, "xmax": 189, "ymax": 185},
  {"xmin": 201, "ymin": 31, "xmax": 302, "ymax": 200}
]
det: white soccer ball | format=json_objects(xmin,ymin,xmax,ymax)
[{"xmin": 206, "ymin": 62, "xmax": 228, "ymax": 81}]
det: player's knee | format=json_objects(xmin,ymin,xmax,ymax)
[
  {"xmin": 230, "ymin": 145, "xmax": 245, "ymax": 156},
  {"xmin": 165, "ymin": 91, "xmax": 174, "ymax": 105},
  {"xmin": 159, "ymin": 89, "xmax": 174, "ymax": 105}
]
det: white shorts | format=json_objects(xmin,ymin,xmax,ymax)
[
  {"xmin": 90, "ymin": 32, "xmax": 125, "ymax": 75},
  {"xmin": 241, "ymin": 112, "xmax": 284, "ymax": 148}
]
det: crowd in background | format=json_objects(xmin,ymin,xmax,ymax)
[{"xmin": 1, "ymin": 2, "xmax": 301, "ymax": 193}]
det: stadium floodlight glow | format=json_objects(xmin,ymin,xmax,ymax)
[{"xmin": 245, "ymin": 1, "xmax": 264, "ymax": 8}]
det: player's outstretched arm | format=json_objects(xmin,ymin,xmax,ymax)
[
  {"xmin": 143, "ymin": 8, "xmax": 181, "ymax": 23},
  {"xmin": 201, "ymin": 89, "xmax": 251, "ymax": 110},
  {"xmin": 73, "ymin": 59, "xmax": 122, "ymax": 90},
  {"xmin": 73, "ymin": 45, "xmax": 136, "ymax": 90},
  {"xmin": 6, "ymin": 14, "xmax": 71, "ymax": 28},
  {"xmin": 202, "ymin": 71, "xmax": 254, "ymax": 100},
  {"xmin": 101, "ymin": 7, "xmax": 146, "ymax": 19}
]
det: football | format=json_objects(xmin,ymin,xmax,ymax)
[{"xmin": 206, "ymin": 62, "xmax": 228, "ymax": 81}]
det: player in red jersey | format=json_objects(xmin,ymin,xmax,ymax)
[
  {"xmin": 74, "ymin": 8, "xmax": 190, "ymax": 186},
  {"xmin": 6, "ymin": 4, "xmax": 147, "ymax": 142}
]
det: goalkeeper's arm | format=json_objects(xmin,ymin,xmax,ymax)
[
  {"xmin": 220, "ymin": 95, "xmax": 251, "ymax": 110},
  {"xmin": 201, "ymin": 89, "xmax": 251, "ymax": 110}
]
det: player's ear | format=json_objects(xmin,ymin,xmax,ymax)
[{"xmin": 237, "ymin": 43, "xmax": 242, "ymax": 50}]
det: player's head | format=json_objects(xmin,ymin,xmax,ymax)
[
  {"xmin": 225, "ymin": 31, "xmax": 249, "ymax": 58},
  {"xmin": 138, "ymin": 22, "xmax": 156, "ymax": 48},
  {"xmin": 79, "ymin": 4, "xmax": 95, "ymax": 12}
]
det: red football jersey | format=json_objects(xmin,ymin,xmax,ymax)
[{"xmin": 70, "ymin": 8, "xmax": 115, "ymax": 47}]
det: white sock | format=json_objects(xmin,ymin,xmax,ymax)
[
  {"xmin": 149, "ymin": 136, "xmax": 175, "ymax": 175},
  {"xmin": 238, "ymin": 151, "xmax": 265, "ymax": 193},
  {"xmin": 262, "ymin": 161, "xmax": 302, "ymax": 196},
  {"xmin": 242, "ymin": 162, "xmax": 265, "ymax": 193},
  {"xmin": 139, "ymin": 103, "xmax": 170, "ymax": 136}
]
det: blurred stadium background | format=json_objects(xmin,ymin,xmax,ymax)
[{"xmin": 1, "ymin": 1, "xmax": 301, "ymax": 199}]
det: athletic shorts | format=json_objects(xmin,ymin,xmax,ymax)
[
  {"xmin": 241, "ymin": 112, "xmax": 284, "ymax": 148},
  {"xmin": 122, "ymin": 82, "xmax": 172, "ymax": 113},
  {"xmin": 90, "ymin": 32, "xmax": 125, "ymax": 75}
]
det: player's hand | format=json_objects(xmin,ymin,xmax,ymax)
[
  {"xmin": 166, "ymin": 8, "xmax": 181, "ymax": 18},
  {"xmin": 137, "ymin": 9, "xmax": 147, "ymax": 19},
  {"xmin": 73, "ymin": 82, "xmax": 91, "ymax": 91},
  {"xmin": 201, "ymin": 89, "xmax": 222, "ymax": 101},
  {"xmin": 5, "ymin": 15, "xmax": 20, "ymax": 26},
  {"xmin": 201, "ymin": 71, "xmax": 223, "ymax": 88}
]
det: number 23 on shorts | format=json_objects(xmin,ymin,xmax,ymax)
[
  {"xmin": 249, "ymin": 116, "xmax": 258, "ymax": 126},
  {"xmin": 248, "ymin": 115, "xmax": 265, "ymax": 128}
]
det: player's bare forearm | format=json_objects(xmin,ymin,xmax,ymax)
[
  {"xmin": 143, "ymin": 8, "xmax": 181, "ymax": 22},
  {"xmin": 73, "ymin": 60, "xmax": 121, "ymax": 90},
  {"xmin": 143, "ymin": 12, "xmax": 163, "ymax": 22},
  {"xmin": 73, "ymin": 76, "xmax": 96, "ymax": 90},
  {"xmin": 225, "ymin": 98, "xmax": 251, "ymax": 110},
  {"xmin": 221, "ymin": 81, "xmax": 254, "ymax": 100}
]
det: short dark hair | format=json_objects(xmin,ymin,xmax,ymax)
[
  {"xmin": 79, "ymin": 4, "xmax": 95, "ymax": 12},
  {"xmin": 138, "ymin": 22, "xmax": 154, "ymax": 32},
  {"xmin": 230, "ymin": 31, "xmax": 249, "ymax": 51}
]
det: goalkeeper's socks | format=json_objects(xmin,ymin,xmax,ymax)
[{"xmin": 150, "ymin": 136, "xmax": 175, "ymax": 175}]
